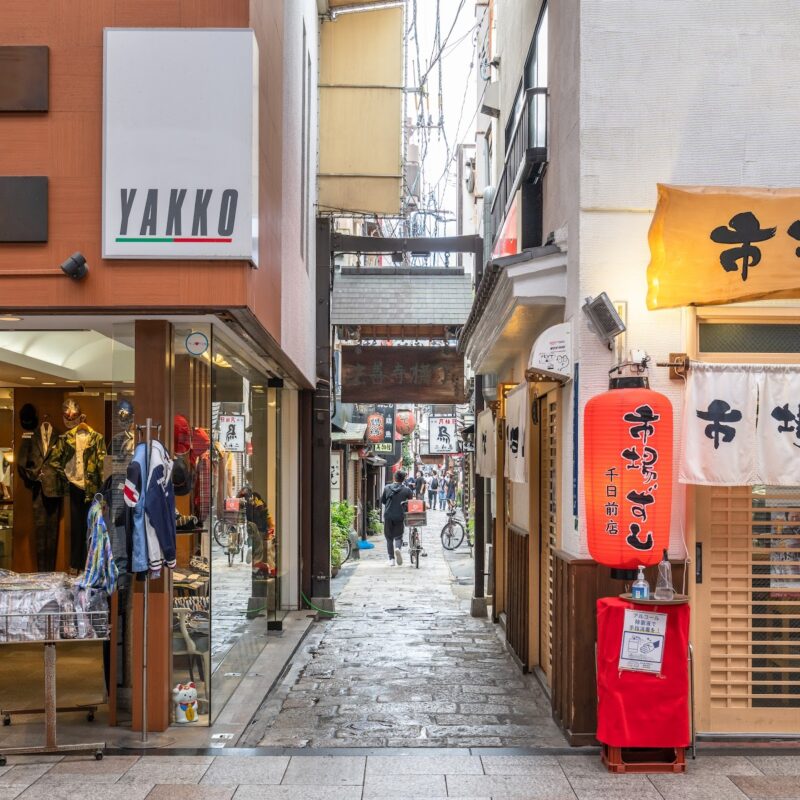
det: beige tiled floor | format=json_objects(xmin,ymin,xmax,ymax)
[{"xmin": 0, "ymin": 750, "xmax": 798, "ymax": 798}]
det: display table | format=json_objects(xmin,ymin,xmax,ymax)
[{"xmin": 596, "ymin": 596, "xmax": 690, "ymax": 750}]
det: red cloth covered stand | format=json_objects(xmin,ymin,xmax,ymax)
[{"xmin": 596, "ymin": 597, "xmax": 690, "ymax": 749}]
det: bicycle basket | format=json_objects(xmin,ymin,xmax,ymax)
[{"xmin": 403, "ymin": 511, "xmax": 427, "ymax": 527}]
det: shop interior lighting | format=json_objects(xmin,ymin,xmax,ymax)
[
  {"xmin": 0, "ymin": 316, "xmax": 22, "ymax": 322},
  {"xmin": 19, "ymin": 376, "xmax": 35, "ymax": 381}
]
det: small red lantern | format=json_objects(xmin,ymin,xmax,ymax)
[
  {"xmin": 396, "ymin": 409, "xmax": 416, "ymax": 435},
  {"xmin": 366, "ymin": 412, "xmax": 384, "ymax": 443},
  {"xmin": 584, "ymin": 384, "xmax": 673, "ymax": 569}
]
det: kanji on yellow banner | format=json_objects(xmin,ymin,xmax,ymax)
[{"xmin": 647, "ymin": 184, "xmax": 800, "ymax": 310}]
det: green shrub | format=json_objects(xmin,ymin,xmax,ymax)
[
  {"xmin": 368, "ymin": 507, "xmax": 383, "ymax": 534},
  {"xmin": 331, "ymin": 500, "xmax": 355, "ymax": 569}
]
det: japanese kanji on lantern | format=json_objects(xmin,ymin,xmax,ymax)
[
  {"xmin": 366, "ymin": 412, "xmax": 384, "ymax": 443},
  {"xmin": 584, "ymin": 384, "xmax": 674, "ymax": 569}
]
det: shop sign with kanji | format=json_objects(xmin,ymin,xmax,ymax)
[
  {"xmin": 341, "ymin": 346, "xmax": 466, "ymax": 403},
  {"xmin": 647, "ymin": 184, "xmax": 800, "ymax": 309},
  {"xmin": 681, "ymin": 363, "xmax": 800, "ymax": 486}
]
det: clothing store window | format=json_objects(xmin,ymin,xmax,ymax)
[
  {"xmin": 207, "ymin": 333, "xmax": 278, "ymax": 722},
  {"xmin": 170, "ymin": 324, "xmax": 213, "ymax": 725},
  {"xmin": 0, "ymin": 325, "xmax": 133, "ymax": 734}
]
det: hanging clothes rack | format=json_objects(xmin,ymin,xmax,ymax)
[{"xmin": 117, "ymin": 418, "xmax": 174, "ymax": 750}]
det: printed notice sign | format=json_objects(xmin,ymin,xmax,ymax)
[
  {"xmin": 619, "ymin": 608, "xmax": 667, "ymax": 674},
  {"xmin": 219, "ymin": 414, "xmax": 245, "ymax": 452}
]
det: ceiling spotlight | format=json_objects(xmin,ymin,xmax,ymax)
[{"xmin": 60, "ymin": 252, "xmax": 89, "ymax": 280}]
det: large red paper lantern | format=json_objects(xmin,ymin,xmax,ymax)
[
  {"xmin": 584, "ymin": 386, "xmax": 673, "ymax": 569},
  {"xmin": 366, "ymin": 412, "xmax": 384, "ymax": 443},
  {"xmin": 396, "ymin": 409, "xmax": 416, "ymax": 435}
]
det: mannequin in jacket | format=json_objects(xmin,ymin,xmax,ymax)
[
  {"xmin": 18, "ymin": 411, "xmax": 65, "ymax": 571},
  {"xmin": 48, "ymin": 402, "xmax": 107, "ymax": 570}
]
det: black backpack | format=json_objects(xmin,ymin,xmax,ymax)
[{"xmin": 431, "ymin": 477, "xmax": 439, "ymax": 490}]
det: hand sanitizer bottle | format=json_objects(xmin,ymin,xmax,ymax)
[
  {"xmin": 631, "ymin": 565, "xmax": 650, "ymax": 600},
  {"xmin": 654, "ymin": 548, "xmax": 675, "ymax": 601}
]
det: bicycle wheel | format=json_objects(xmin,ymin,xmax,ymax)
[
  {"xmin": 213, "ymin": 520, "xmax": 232, "ymax": 549},
  {"xmin": 440, "ymin": 520, "xmax": 465, "ymax": 550},
  {"xmin": 340, "ymin": 536, "xmax": 352, "ymax": 565}
]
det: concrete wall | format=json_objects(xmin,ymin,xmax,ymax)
[
  {"xmin": 572, "ymin": 0, "xmax": 800, "ymax": 557},
  {"xmin": 278, "ymin": 0, "xmax": 319, "ymax": 384},
  {"xmin": 493, "ymin": 0, "xmax": 543, "ymax": 153}
]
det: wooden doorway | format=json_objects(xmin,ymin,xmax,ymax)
[
  {"xmin": 695, "ymin": 484, "xmax": 800, "ymax": 733},
  {"xmin": 536, "ymin": 388, "xmax": 561, "ymax": 686}
]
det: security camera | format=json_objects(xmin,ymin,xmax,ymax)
[{"xmin": 60, "ymin": 252, "xmax": 89, "ymax": 280}]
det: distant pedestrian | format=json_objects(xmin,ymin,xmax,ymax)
[
  {"xmin": 427, "ymin": 473, "xmax": 438, "ymax": 509},
  {"xmin": 446, "ymin": 471, "xmax": 457, "ymax": 511},
  {"xmin": 381, "ymin": 470, "xmax": 413, "ymax": 566},
  {"xmin": 414, "ymin": 471, "xmax": 424, "ymax": 500},
  {"xmin": 437, "ymin": 472, "xmax": 447, "ymax": 510}
]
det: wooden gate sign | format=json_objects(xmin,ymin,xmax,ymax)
[{"xmin": 341, "ymin": 346, "xmax": 465, "ymax": 403}]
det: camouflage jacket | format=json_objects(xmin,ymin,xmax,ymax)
[{"xmin": 47, "ymin": 428, "xmax": 107, "ymax": 502}]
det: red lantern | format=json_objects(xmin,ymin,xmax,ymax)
[
  {"xmin": 366, "ymin": 412, "xmax": 384, "ymax": 443},
  {"xmin": 395, "ymin": 409, "xmax": 416, "ymax": 435},
  {"xmin": 584, "ymin": 386, "xmax": 673, "ymax": 569}
]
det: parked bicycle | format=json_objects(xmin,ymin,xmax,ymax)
[
  {"xmin": 440, "ymin": 508, "xmax": 466, "ymax": 550},
  {"xmin": 403, "ymin": 499, "xmax": 426, "ymax": 569},
  {"xmin": 213, "ymin": 498, "xmax": 248, "ymax": 565}
]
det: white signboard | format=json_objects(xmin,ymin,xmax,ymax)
[
  {"xmin": 429, "ymin": 416, "xmax": 457, "ymax": 454},
  {"xmin": 103, "ymin": 29, "xmax": 258, "ymax": 261},
  {"xmin": 330, "ymin": 452, "xmax": 342, "ymax": 502},
  {"xmin": 528, "ymin": 321, "xmax": 572, "ymax": 381},
  {"xmin": 618, "ymin": 608, "xmax": 668, "ymax": 674},
  {"xmin": 219, "ymin": 415, "xmax": 245, "ymax": 453}
]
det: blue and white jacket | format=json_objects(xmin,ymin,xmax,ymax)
[
  {"xmin": 144, "ymin": 440, "xmax": 177, "ymax": 574},
  {"xmin": 123, "ymin": 441, "xmax": 149, "ymax": 574},
  {"xmin": 123, "ymin": 439, "xmax": 177, "ymax": 575}
]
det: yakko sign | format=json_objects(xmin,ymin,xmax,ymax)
[
  {"xmin": 103, "ymin": 29, "xmax": 258, "ymax": 260},
  {"xmin": 116, "ymin": 188, "xmax": 240, "ymax": 242}
]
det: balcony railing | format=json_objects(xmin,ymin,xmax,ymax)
[{"xmin": 490, "ymin": 87, "xmax": 548, "ymax": 247}]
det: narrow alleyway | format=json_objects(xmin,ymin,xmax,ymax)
[{"xmin": 243, "ymin": 508, "xmax": 565, "ymax": 748}]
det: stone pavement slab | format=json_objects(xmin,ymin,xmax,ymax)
[
  {"xmin": 567, "ymin": 774, "xmax": 663, "ymax": 800},
  {"xmin": 366, "ymin": 754, "xmax": 484, "ymax": 775},
  {"xmin": 281, "ymin": 755, "xmax": 365, "ymax": 785},
  {"xmin": 200, "ymin": 755, "xmax": 289, "ymax": 785},
  {"xmin": 649, "ymin": 774, "xmax": 751, "ymax": 800},
  {"xmin": 362, "ymin": 772, "xmax": 448, "ymax": 798},
  {"xmin": 233, "ymin": 787, "xmax": 362, "ymax": 800},
  {"xmin": 148, "ymin": 787, "xmax": 235, "ymax": 800},
  {"xmin": 732, "ymin": 776, "xmax": 800, "ymax": 800},
  {"xmin": 446, "ymin": 771, "xmax": 577, "ymax": 798}
]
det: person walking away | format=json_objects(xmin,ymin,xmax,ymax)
[
  {"xmin": 381, "ymin": 470, "xmax": 413, "ymax": 565},
  {"xmin": 438, "ymin": 472, "xmax": 447, "ymax": 510},
  {"xmin": 446, "ymin": 471, "xmax": 457, "ymax": 511},
  {"xmin": 427, "ymin": 473, "xmax": 438, "ymax": 510},
  {"xmin": 414, "ymin": 471, "xmax": 424, "ymax": 501}
]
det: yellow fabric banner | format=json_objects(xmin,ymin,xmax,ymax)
[{"xmin": 647, "ymin": 184, "xmax": 800, "ymax": 309}]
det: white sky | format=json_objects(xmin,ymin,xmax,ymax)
[{"xmin": 406, "ymin": 0, "xmax": 478, "ymax": 240}]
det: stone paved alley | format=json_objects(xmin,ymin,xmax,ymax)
[{"xmin": 243, "ymin": 508, "xmax": 565, "ymax": 749}]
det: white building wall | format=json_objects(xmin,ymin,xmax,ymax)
[
  {"xmin": 572, "ymin": 0, "xmax": 800, "ymax": 557},
  {"xmin": 280, "ymin": 0, "xmax": 319, "ymax": 385}
]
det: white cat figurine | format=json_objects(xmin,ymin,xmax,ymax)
[{"xmin": 172, "ymin": 682, "xmax": 198, "ymax": 723}]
